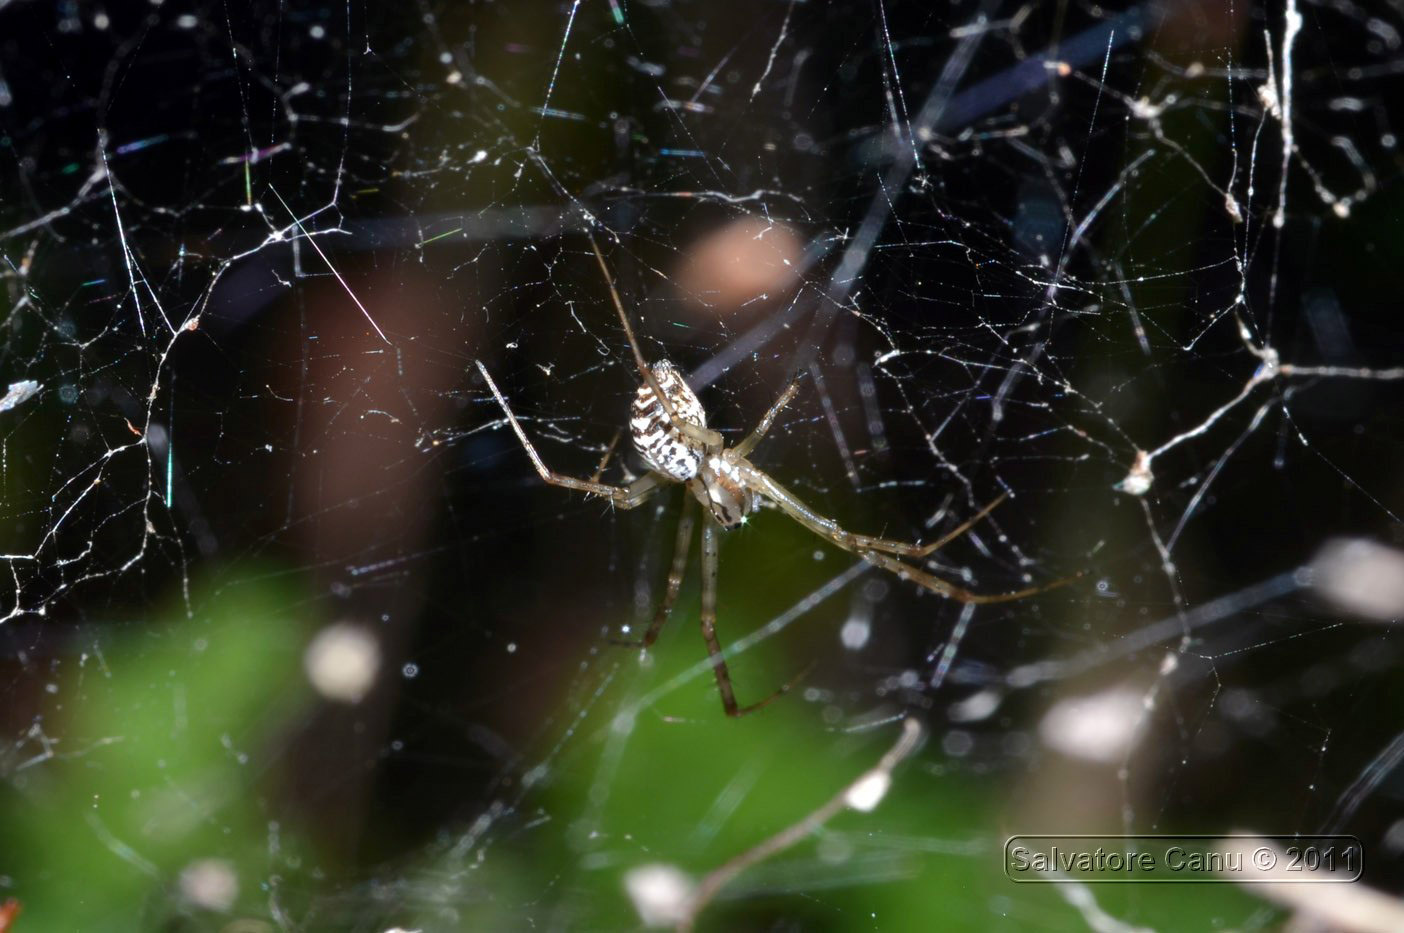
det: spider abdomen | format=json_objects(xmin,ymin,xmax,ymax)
[{"xmin": 631, "ymin": 360, "xmax": 707, "ymax": 481}]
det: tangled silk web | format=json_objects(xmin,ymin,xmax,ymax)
[{"xmin": 2, "ymin": 0, "xmax": 1404, "ymax": 929}]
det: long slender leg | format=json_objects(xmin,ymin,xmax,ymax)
[
  {"xmin": 700, "ymin": 515, "xmax": 806, "ymax": 716},
  {"xmin": 901, "ymin": 493, "xmax": 1010, "ymax": 557},
  {"xmin": 477, "ymin": 360, "xmax": 662, "ymax": 509},
  {"xmin": 741, "ymin": 463, "xmax": 1008, "ymax": 557},
  {"xmin": 734, "ymin": 376, "xmax": 803, "ymax": 458},
  {"xmin": 590, "ymin": 429, "xmax": 623, "ymax": 483},
  {"xmin": 858, "ymin": 549, "xmax": 1078, "ymax": 604},
  {"xmin": 741, "ymin": 465, "xmax": 1078, "ymax": 602},
  {"xmin": 585, "ymin": 234, "xmax": 724, "ymax": 454},
  {"xmin": 615, "ymin": 494, "xmax": 697, "ymax": 648}
]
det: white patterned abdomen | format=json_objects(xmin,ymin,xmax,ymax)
[{"xmin": 631, "ymin": 361, "xmax": 706, "ymax": 480}]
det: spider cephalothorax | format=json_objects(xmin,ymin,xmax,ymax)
[
  {"xmin": 695, "ymin": 451, "xmax": 755, "ymax": 529},
  {"xmin": 475, "ymin": 234, "xmax": 1071, "ymax": 717}
]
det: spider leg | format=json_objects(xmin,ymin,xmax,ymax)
[
  {"xmin": 477, "ymin": 360, "xmax": 664, "ymax": 509},
  {"xmin": 858, "ymin": 549, "xmax": 1078, "ymax": 604},
  {"xmin": 740, "ymin": 466, "xmax": 1076, "ymax": 601},
  {"xmin": 586, "ymin": 233, "xmax": 724, "ymax": 454},
  {"xmin": 741, "ymin": 464, "xmax": 1008, "ymax": 557},
  {"xmin": 733, "ymin": 375, "xmax": 803, "ymax": 459},
  {"xmin": 591, "ymin": 429, "xmax": 624, "ymax": 483},
  {"xmin": 868, "ymin": 492, "xmax": 1010, "ymax": 558},
  {"xmin": 614, "ymin": 494, "xmax": 697, "ymax": 648},
  {"xmin": 700, "ymin": 515, "xmax": 808, "ymax": 716}
]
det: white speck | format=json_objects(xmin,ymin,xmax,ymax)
[
  {"xmin": 309, "ymin": 24, "xmax": 325, "ymax": 39},
  {"xmin": 93, "ymin": 12, "xmax": 110, "ymax": 29},
  {"xmin": 844, "ymin": 771, "xmax": 892, "ymax": 812},
  {"xmin": 401, "ymin": 662, "xmax": 419, "ymax": 679},
  {"xmin": 446, "ymin": 71, "xmax": 462, "ymax": 85},
  {"xmin": 839, "ymin": 617, "xmax": 870, "ymax": 650},
  {"xmin": 1310, "ymin": 538, "xmax": 1404, "ymax": 620},
  {"xmin": 948, "ymin": 688, "xmax": 1002, "ymax": 723},
  {"xmin": 470, "ymin": 149, "xmax": 488, "ymax": 164},
  {"xmin": 624, "ymin": 863, "xmax": 693, "ymax": 928},
  {"xmin": 506, "ymin": 642, "xmax": 517, "ymax": 653},
  {"xmin": 176, "ymin": 14, "xmax": 198, "ymax": 28},
  {"xmin": 0, "ymin": 380, "xmax": 40, "ymax": 413},
  {"xmin": 1039, "ymin": 685, "xmax": 1146, "ymax": 764},
  {"xmin": 303, "ymin": 623, "xmax": 380, "ymax": 704},
  {"xmin": 179, "ymin": 858, "xmax": 238, "ymax": 911},
  {"xmin": 941, "ymin": 730, "xmax": 974, "ymax": 757}
]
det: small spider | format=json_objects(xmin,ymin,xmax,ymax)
[{"xmin": 476, "ymin": 236, "xmax": 1070, "ymax": 716}]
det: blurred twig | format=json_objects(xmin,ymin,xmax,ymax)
[{"xmin": 677, "ymin": 716, "xmax": 924, "ymax": 932}]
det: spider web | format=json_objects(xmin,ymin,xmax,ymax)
[{"xmin": 1, "ymin": 0, "xmax": 1403, "ymax": 928}]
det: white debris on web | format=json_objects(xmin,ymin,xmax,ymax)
[
  {"xmin": 1038, "ymin": 685, "xmax": 1146, "ymax": 764},
  {"xmin": 623, "ymin": 863, "xmax": 694, "ymax": 929},
  {"xmin": 1113, "ymin": 449, "xmax": 1153, "ymax": 495},
  {"xmin": 0, "ymin": 380, "xmax": 40, "ymax": 413},
  {"xmin": 1309, "ymin": 538, "xmax": 1404, "ymax": 621},
  {"xmin": 178, "ymin": 858, "xmax": 238, "ymax": 912},
  {"xmin": 303, "ymin": 622, "xmax": 381, "ymax": 704}
]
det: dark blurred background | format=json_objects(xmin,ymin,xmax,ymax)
[{"xmin": 1, "ymin": 0, "xmax": 1403, "ymax": 929}]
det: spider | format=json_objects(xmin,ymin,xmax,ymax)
[{"xmin": 475, "ymin": 235, "xmax": 1071, "ymax": 717}]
